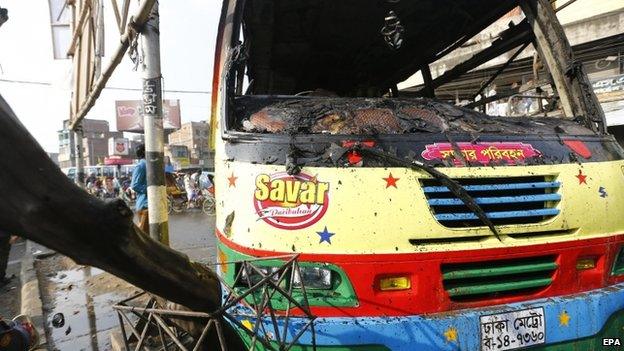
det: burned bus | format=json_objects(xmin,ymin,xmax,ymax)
[{"xmin": 210, "ymin": 0, "xmax": 624, "ymax": 350}]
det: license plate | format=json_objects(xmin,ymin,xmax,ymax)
[{"xmin": 480, "ymin": 307, "xmax": 546, "ymax": 351}]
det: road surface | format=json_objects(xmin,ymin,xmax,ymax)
[
  {"xmin": 168, "ymin": 211, "xmax": 217, "ymax": 263},
  {"xmin": 38, "ymin": 211, "xmax": 217, "ymax": 351},
  {"xmin": 0, "ymin": 239, "xmax": 26, "ymax": 318}
]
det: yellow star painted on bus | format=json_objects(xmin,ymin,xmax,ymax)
[
  {"xmin": 444, "ymin": 327, "xmax": 458, "ymax": 342},
  {"xmin": 242, "ymin": 319, "xmax": 254, "ymax": 331},
  {"xmin": 559, "ymin": 311, "xmax": 570, "ymax": 326}
]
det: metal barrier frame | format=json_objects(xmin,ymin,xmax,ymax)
[{"xmin": 113, "ymin": 254, "xmax": 317, "ymax": 351}]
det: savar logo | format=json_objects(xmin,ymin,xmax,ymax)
[{"xmin": 254, "ymin": 172, "xmax": 329, "ymax": 230}]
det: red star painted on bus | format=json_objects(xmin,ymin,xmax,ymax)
[
  {"xmin": 227, "ymin": 173, "xmax": 238, "ymax": 187},
  {"xmin": 576, "ymin": 169, "xmax": 587, "ymax": 185},
  {"xmin": 383, "ymin": 173, "xmax": 400, "ymax": 188}
]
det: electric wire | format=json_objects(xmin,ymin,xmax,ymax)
[{"xmin": 0, "ymin": 78, "xmax": 211, "ymax": 94}]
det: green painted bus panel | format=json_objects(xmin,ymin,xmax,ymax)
[
  {"xmin": 443, "ymin": 262, "xmax": 557, "ymax": 280},
  {"xmin": 446, "ymin": 278, "xmax": 553, "ymax": 297},
  {"xmin": 218, "ymin": 242, "xmax": 359, "ymax": 308}
]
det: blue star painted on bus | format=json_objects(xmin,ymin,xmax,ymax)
[{"xmin": 317, "ymin": 227, "xmax": 335, "ymax": 244}]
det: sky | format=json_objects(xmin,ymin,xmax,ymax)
[{"xmin": 0, "ymin": 0, "xmax": 221, "ymax": 152}]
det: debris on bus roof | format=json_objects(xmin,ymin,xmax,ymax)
[{"xmin": 237, "ymin": 97, "xmax": 596, "ymax": 136}]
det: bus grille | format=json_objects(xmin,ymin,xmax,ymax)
[
  {"xmin": 441, "ymin": 256, "xmax": 557, "ymax": 301},
  {"xmin": 421, "ymin": 176, "xmax": 561, "ymax": 227}
]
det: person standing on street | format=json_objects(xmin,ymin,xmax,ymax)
[
  {"xmin": 183, "ymin": 173, "xmax": 195, "ymax": 209},
  {"xmin": 0, "ymin": 230, "xmax": 16, "ymax": 287},
  {"xmin": 164, "ymin": 156, "xmax": 174, "ymax": 174},
  {"xmin": 131, "ymin": 144, "xmax": 149, "ymax": 234}
]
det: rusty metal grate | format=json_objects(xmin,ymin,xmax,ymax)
[{"xmin": 112, "ymin": 255, "xmax": 317, "ymax": 351}]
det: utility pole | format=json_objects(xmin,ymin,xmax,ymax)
[
  {"xmin": 141, "ymin": 1, "xmax": 169, "ymax": 245},
  {"xmin": 74, "ymin": 126, "xmax": 85, "ymax": 186}
]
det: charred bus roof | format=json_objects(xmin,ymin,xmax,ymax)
[
  {"xmin": 220, "ymin": 0, "xmax": 609, "ymax": 142},
  {"xmin": 242, "ymin": 0, "xmax": 519, "ymax": 96}
]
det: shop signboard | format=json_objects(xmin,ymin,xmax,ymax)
[
  {"xmin": 593, "ymin": 74, "xmax": 624, "ymax": 94},
  {"xmin": 108, "ymin": 137, "xmax": 130, "ymax": 156},
  {"xmin": 116, "ymin": 99, "xmax": 182, "ymax": 132}
]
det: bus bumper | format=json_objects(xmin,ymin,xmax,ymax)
[{"xmin": 232, "ymin": 282, "xmax": 624, "ymax": 351}]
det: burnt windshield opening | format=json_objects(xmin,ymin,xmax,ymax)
[
  {"xmin": 222, "ymin": 0, "xmax": 605, "ymax": 137},
  {"xmin": 236, "ymin": 0, "xmax": 518, "ymax": 97}
]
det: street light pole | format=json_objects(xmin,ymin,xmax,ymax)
[{"xmin": 141, "ymin": 1, "xmax": 169, "ymax": 245}]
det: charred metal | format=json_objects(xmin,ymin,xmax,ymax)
[{"xmin": 221, "ymin": 0, "xmax": 609, "ymax": 169}]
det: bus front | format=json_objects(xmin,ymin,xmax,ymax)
[{"xmin": 210, "ymin": 1, "xmax": 624, "ymax": 350}]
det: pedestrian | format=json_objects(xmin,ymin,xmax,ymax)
[
  {"xmin": 0, "ymin": 230, "xmax": 17, "ymax": 287},
  {"xmin": 112, "ymin": 175, "xmax": 121, "ymax": 197},
  {"xmin": 85, "ymin": 173, "xmax": 97, "ymax": 189},
  {"xmin": 113, "ymin": 165, "xmax": 122, "ymax": 196},
  {"xmin": 183, "ymin": 173, "xmax": 195, "ymax": 208},
  {"xmin": 164, "ymin": 156, "xmax": 174, "ymax": 174},
  {"xmin": 131, "ymin": 144, "xmax": 149, "ymax": 234},
  {"xmin": 191, "ymin": 170, "xmax": 201, "ymax": 188}
]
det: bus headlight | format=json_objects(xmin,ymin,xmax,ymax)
[
  {"xmin": 239, "ymin": 266, "xmax": 280, "ymax": 285},
  {"xmin": 293, "ymin": 267, "xmax": 333, "ymax": 290}
]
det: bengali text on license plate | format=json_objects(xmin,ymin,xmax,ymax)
[{"xmin": 480, "ymin": 307, "xmax": 546, "ymax": 351}]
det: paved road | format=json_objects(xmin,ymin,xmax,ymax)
[
  {"xmin": 169, "ymin": 211, "xmax": 217, "ymax": 263},
  {"xmin": 29, "ymin": 212, "xmax": 217, "ymax": 351},
  {"xmin": 0, "ymin": 239, "xmax": 26, "ymax": 318}
]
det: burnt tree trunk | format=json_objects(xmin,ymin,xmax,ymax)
[{"xmin": 0, "ymin": 96, "xmax": 244, "ymax": 350}]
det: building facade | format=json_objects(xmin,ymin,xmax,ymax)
[
  {"xmin": 167, "ymin": 121, "xmax": 213, "ymax": 168},
  {"xmin": 400, "ymin": 1, "xmax": 624, "ymax": 90},
  {"xmin": 400, "ymin": 2, "xmax": 624, "ymax": 135},
  {"xmin": 57, "ymin": 121, "xmax": 75, "ymax": 169},
  {"xmin": 165, "ymin": 144, "xmax": 191, "ymax": 170},
  {"xmin": 57, "ymin": 119, "xmax": 123, "ymax": 168}
]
